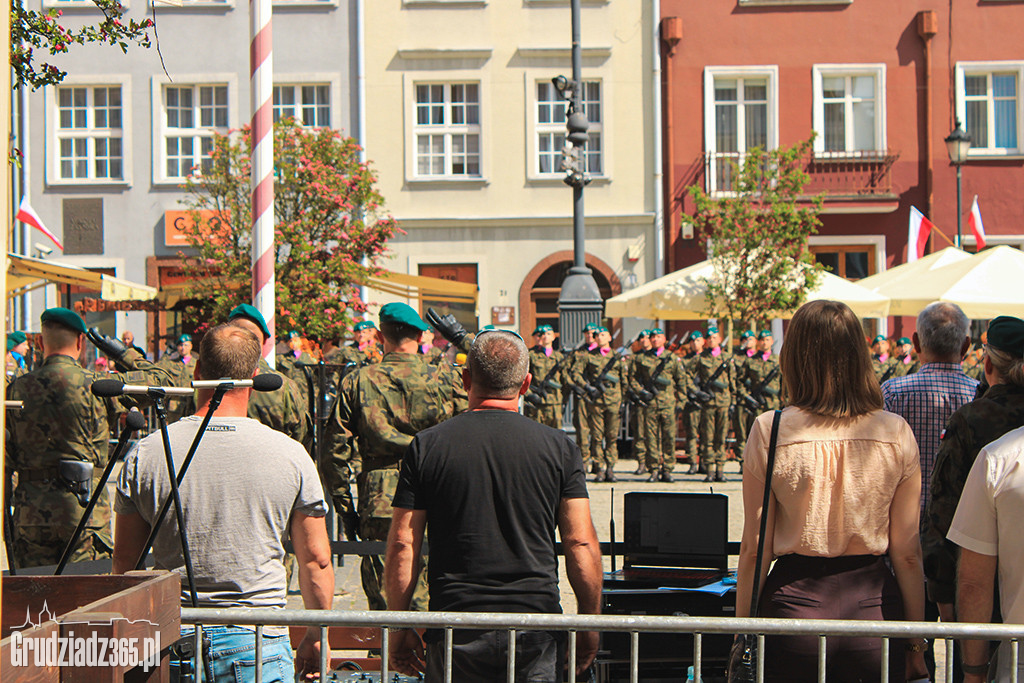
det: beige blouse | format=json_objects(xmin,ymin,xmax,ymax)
[{"xmin": 744, "ymin": 406, "xmax": 920, "ymax": 558}]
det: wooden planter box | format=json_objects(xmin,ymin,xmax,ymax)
[{"xmin": 1, "ymin": 571, "xmax": 180, "ymax": 682}]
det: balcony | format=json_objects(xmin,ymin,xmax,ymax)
[{"xmin": 702, "ymin": 150, "xmax": 899, "ymax": 202}]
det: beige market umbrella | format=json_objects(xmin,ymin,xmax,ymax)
[
  {"xmin": 606, "ymin": 259, "xmax": 890, "ymax": 320},
  {"xmin": 878, "ymin": 245, "xmax": 1024, "ymax": 318},
  {"xmin": 858, "ymin": 247, "xmax": 973, "ymax": 295}
]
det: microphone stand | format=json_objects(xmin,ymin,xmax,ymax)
[
  {"xmin": 146, "ymin": 392, "xmax": 200, "ymax": 608},
  {"xmin": 133, "ymin": 384, "xmax": 232, "ymax": 585},
  {"xmin": 54, "ymin": 411, "xmax": 145, "ymax": 575}
]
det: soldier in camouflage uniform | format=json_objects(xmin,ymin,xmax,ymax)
[
  {"xmin": 6, "ymin": 308, "xmax": 171, "ymax": 569},
  {"xmin": 681, "ymin": 331, "xmax": 705, "ymax": 474},
  {"xmin": 736, "ymin": 330, "xmax": 781, "ymax": 470},
  {"xmin": 327, "ymin": 303, "xmax": 469, "ymax": 611},
  {"xmin": 923, "ymin": 316, "xmax": 1024, "ymax": 626},
  {"xmin": 695, "ymin": 326, "xmax": 735, "ymax": 482},
  {"xmin": 418, "ymin": 327, "xmax": 444, "ymax": 364},
  {"xmin": 328, "ymin": 320, "xmax": 384, "ymax": 369},
  {"xmin": 574, "ymin": 326, "xmax": 626, "ymax": 482},
  {"xmin": 627, "ymin": 330, "xmax": 652, "ymax": 474},
  {"xmin": 890, "ymin": 336, "xmax": 920, "ymax": 377},
  {"xmin": 6, "ymin": 331, "xmax": 30, "ymax": 382},
  {"xmin": 524, "ymin": 324, "xmax": 563, "ymax": 428},
  {"xmin": 870, "ymin": 335, "xmax": 898, "ymax": 383},
  {"xmin": 632, "ymin": 328, "xmax": 692, "ymax": 482},
  {"xmin": 731, "ymin": 331, "xmax": 756, "ymax": 462},
  {"xmin": 155, "ymin": 334, "xmax": 198, "ymax": 424},
  {"xmin": 570, "ymin": 324, "xmax": 598, "ymax": 473}
]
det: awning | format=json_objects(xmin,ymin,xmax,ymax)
[
  {"xmin": 364, "ymin": 270, "xmax": 478, "ymax": 306},
  {"xmin": 6, "ymin": 253, "xmax": 158, "ymax": 301}
]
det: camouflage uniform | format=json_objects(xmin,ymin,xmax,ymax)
[
  {"xmin": 327, "ymin": 351, "xmax": 468, "ymax": 610},
  {"xmin": 890, "ymin": 353, "xmax": 920, "ymax": 378},
  {"xmin": 624, "ymin": 353, "xmax": 647, "ymax": 468},
  {"xmin": 570, "ymin": 345, "xmax": 595, "ymax": 470},
  {"xmin": 574, "ymin": 348, "xmax": 626, "ymax": 478},
  {"xmin": 631, "ymin": 348, "xmax": 692, "ymax": 476},
  {"xmin": 731, "ymin": 349, "xmax": 753, "ymax": 458},
  {"xmin": 7, "ymin": 349, "xmax": 169, "ymax": 568},
  {"xmin": 680, "ymin": 351, "xmax": 703, "ymax": 469},
  {"xmin": 277, "ymin": 350, "xmax": 318, "ymax": 416},
  {"xmin": 525, "ymin": 345, "xmax": 563, "ymax": 428},
  {"xmin": 247, "ymin": 357, "xmax": 309, "ymax": 445},
  {"xmin": 923, "ymin": 383, "xmax": 1024, "ymax": 606},
  {"xmin": 155, "ymin": 353, "xmax": 197, "ymax": 424},
  {"xmin": 738, "ymin": 350, "xmax": 782, "ymax": 450},
  {"xmin": 695, "ymin": 349, "xmax": 735, "ymax": 477},
  {"xmin": 872, "ymin": 353, "xmax": 898, "ymax": 384}
]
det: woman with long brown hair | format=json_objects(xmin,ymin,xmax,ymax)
[{"xmin": 735, "ymin": 300, "xmax": 928, "ymax": 681}]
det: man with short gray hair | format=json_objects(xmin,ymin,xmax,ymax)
[
  {"xmin": 882, "ymin": 301, "xmax": 978, "ymax": 681},
  {"xmin": 386, "ymin": 329, "xmax": 602, "ymax": 681}
]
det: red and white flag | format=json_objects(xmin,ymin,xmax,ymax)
[
  {"xmin": 15, "ymin": 198, "xmax": 63, "ymax": 251},
  {"xmin": 907, "ymin": 206, "xmax": 934, "ymax": 262},
  {"xmin": 968, "ymin": 195, "xmax": 987, "ymax": 250}
]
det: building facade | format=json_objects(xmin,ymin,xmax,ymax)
[{"xmin": 660, "ymin": 0, "xmax": 1024, "ymax": 335}]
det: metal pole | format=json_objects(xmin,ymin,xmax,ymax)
[
  {"xmin": 955, "ymin": 164, "xmax": 962, "ymax": 248},
  {"xmin": 571, "ymin": 0, "xmax": 585, "ymax": 271}
]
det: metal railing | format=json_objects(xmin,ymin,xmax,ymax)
[{"xmin": 181, "ymin": 607, "xmax": 1024, "ymax": 683}]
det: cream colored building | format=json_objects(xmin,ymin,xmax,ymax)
[{"xmin": 364, "ymin": 0, "xmax": 657, "ymax": 340}]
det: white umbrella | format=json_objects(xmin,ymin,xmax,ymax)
[
  {"xmin": 606, "ymin": 259, "xmax": 890, "ymax": 320},
  {"xmin": 881, "ymin": 245, "xmax": 1024, "ymax": 318},
  {"xmin": 858, "ymin": 247, "xmax": 973, "ymax": 296}
]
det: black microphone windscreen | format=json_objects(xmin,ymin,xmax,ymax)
[
  {"xmin": 125, "ymin": 410, "xmax": 147, "ymax": 430},
  {"xmin": 253, "ymin": 373, "xmax": 283, "ymax": 392},
  {"xmin": 92, "ymin": 379, "xmax": 126, "ymax": 397}
]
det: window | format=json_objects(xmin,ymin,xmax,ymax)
[
  {"xmin": 535, "ymin": 80, "xmax": 603, "ymax": 177},
  {"xmin": 811, "ymin": 244, "xmax": 875, "ymax": 280},
  {"xmin": 703, "ymin": 66, "xmax": 778, "ymax": 194},
  {"xmin": 160, "ymin": 84, "xmax": 229, "ymax": 180},
  {"xmin": 273, "ymin": 84, "xmax": 330, "ymax": 127},
  {"xmin": 812, "ymin": 65, "xmax": 886, "ymax": 156},
  {"xmin": 53, "ymin": 86, "xmax": 124, "ymax": 181},
  {"xmin": 413, "ymin": 82, "xmax": 481, "ymax": 178},
  {"xmin": 956, "ymin": 62, "xmax": 1023, "ymax": 155}
]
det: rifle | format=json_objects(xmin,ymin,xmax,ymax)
[
  {"xmin": 689, "ymin": 352, "xmax": 732, "ymax": 408},
  {"xmin": 524, "ymin": 340, "xmax": 585, "ymax": 407},
  {"xmin": 879, "ymin": 358, "xmax": 900, "ymax": 384},
  {"xmin": 582, "ymin": 331, "xmax": 636, "ymax": 402},
  {"xmin": 739, "ymin": 363, "xmax": 781, "ymax": 412},
  {"xmin": 635, "ymin": 335, "xmax": 680, "ymax": 405}
]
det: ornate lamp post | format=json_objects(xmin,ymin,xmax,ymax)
[{"xmin": 944, "ymin": 120, "xmax": 971, "ymax": 248}]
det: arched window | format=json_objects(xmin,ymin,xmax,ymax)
[{"xmin": 519, "ymin": 252, "xmax": 620, "ymax": 347}]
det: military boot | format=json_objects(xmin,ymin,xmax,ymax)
[
  {"xmin": 660, "ymin": 470, "xmax": 674, "ymax": 483},
  {"xmin": 634, "ymin": 461, "xmax": 647, "ymax": 475},
  {"xmin": 687, "ymin": 463, "xmax": 699, "ymax": 475},
  {"xmin": 605, "ymin": 468, "xmax": 617, "ymax": 483},
  {"xmin": 647, "ymin": 471, "xmax": 660, "ymax": 483},
  {"xmin": 713, "ymin": 465, "xmax": 727, "ymax": 483}
]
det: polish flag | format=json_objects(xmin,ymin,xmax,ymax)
[
  {"xmin": 907, "ymin": 206, "xmax": 934, "ymax": 262},
  {"xmin": 15, "ymin": 198, "xmax": 63, "ymax": 251},
  {"xmin": 968, "ymin": 195, "xmax": 987, "ymax": 250}
]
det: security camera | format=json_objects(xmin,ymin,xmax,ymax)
[{"xmin": 34, "ymin": 243, "xmax": 53, "ymax": 257}]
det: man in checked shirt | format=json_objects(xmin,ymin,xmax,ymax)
[{"xmin": 881, "ymin": 301, "xmax": 978, "ymax": 682}]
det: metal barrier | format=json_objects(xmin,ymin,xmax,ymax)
[{"xmin": 180, "ymin": 607, "xmax": 1024, "ymax": 683}]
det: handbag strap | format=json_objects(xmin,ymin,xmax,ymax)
[{"xmin": 748, "ymin": 409, "xmax": 782, "ymax": 619}]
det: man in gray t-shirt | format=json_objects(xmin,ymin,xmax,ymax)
[{"xmin": 113, "ymin": 323, "xmax": 334, "ymax": 681}]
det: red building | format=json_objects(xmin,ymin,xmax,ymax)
[{"xmin": 660, "ymin": 0, "xmax": 1024, "ymax": 332}]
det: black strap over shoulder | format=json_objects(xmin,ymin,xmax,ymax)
[{"xmin": 748, "ymin": 408, "xmax": 782, "ymax": 618}]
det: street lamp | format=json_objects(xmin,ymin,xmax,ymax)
[{"xmin": 944, "ymin": 120, "xmax": 971, "ymax": 248}]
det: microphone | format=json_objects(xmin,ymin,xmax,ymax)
[
  {"xmin": 125, "ymin": 409, "xmax": 147, "ymax": 430},
  {"xmin": 191, "ymin": 374, "xmax": 283, "ymax": 392},
  {"xmin": 92, "ymin": 379, "xmax": 195, "ymax": 397}
]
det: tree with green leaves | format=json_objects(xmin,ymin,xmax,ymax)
[
  {"xmin": 11, "ymin": 0, "xmax": 153, "ymax": 90},
  {"xmin": 688, "ymin": 136, "xmax": 824, "ymax": 332},
  {"xmin": 178, "ymin": 118, "xmax": 398, "ymax": 340}
]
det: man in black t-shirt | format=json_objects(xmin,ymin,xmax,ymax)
[{"xmin": 386, "ymin": 329, "xmax": 603, "ymax": 682}]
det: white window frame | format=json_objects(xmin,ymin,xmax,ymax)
[
  {"xmin": 146, "ymin": 0, "xmax": 234, "ymax": 9},
  {"xmin": 403, "ymin": 72, "xmax": 488, "ymax": 183},
  {"xmin": 811, "ymin": 64, "xmax": 886, "ymax": 158},
  {"xmin": 703, "ymin": 65, "xmax": 779, "ymax": 195},
  {"xmin": 44, "ymin": 75, "xmax": 132, "ymax": 187},
  {"xmin": 955, "ymin": 61, "xmax": 1024, "ymax": 158},
  {"xmin": 531, "ymin": 78, "xmax": 606, "ymax": 181},
  {"xmin": 272, "ymin": 75, "xmax": 342, "ymax": 129},
  {"xmin": 151, "ymin": 74, "xmax": 239, "ymax": 186}
]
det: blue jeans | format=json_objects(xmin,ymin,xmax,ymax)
[
  {"xmin": 171, "ymin": 625, "xmax": 294, "ymax": 683},
  {"xmin": 425, "ymin": 630, "xmax": 565, "ymax": 683}
]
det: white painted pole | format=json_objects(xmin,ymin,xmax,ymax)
[{"xmin": 250, "ymin": 0, "xmax": 275, "ymax": 367}]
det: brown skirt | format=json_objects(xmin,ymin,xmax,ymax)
[{"xmin": 758, "ymin": 554, "xmax": 906, "ymax": 683}]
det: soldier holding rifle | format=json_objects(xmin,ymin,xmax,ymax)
[
  {"xmin": 573, "ymin": 327, "xmax": 630, "ymax": 482},
  {"xmin": 631, "ymin": 328, "xmax": 693, "ymax": 483},
  {"xmin": 695, "ymin": 326, "xmax": 735, "ymax": 483}
]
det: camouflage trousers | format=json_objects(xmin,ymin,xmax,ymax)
[
  {"xmin": 525, "ymin": 402, "xmax": 561, "ymax": 429},
  {"xmin": 682, "ymin": 406, "xmax": 701, "ymax": 465},
  {"xmin": 699, "ymin": 405, "xmax": 730, "ymax": 467},
  {"xmin": 587, "ymin": 402, "xmax": 620, "ymax": 471},
  {"xmin": 11, "ymin": 483, "xmax": 112, "ymax": 570},
  {"xmin": 358, "ymin": 468, "xmax": 428, "ymax": 612},
  {"xmin": 644, "ymin": 405, "xmax": 677, "ymax": 472},
  {"xmin": 632, "ymin": 405, "xmax": 647, "ymax": 463},
  {"xmin": 573, "ymin": 397, "xmax": 592, "ymax": 464},
  {"xmin": 732, "ymin": 404, "xmax": 750, "ymax": 462}
]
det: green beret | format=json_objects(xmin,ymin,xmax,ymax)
[
  {"xmin": 706, "ymin": 326, "xmax": 719, "ymax": 335},
  {"xmin": 583, "ymin": 323, "xmax": 598, "ymax": 332},
  {"xmin": 482, "ymin": 324, "xmax": 497, "ymax": 331},
  {"xmin": 353, "ymin": 320, "xmax": 377, "ymax": 332},
  {"xmin": 178, "ymin": 334, "xmax": 192, "ymax": 344},
  {"xmin": 638, "ymin": 329, "xmax": 651, "ymax": 338},
  {"xmin": 757, "ymin": 330, "xmax": 773, "ymax": 339},
  {"xmin": 650, "ymin": 327, "xmax": 664, "ymax": 335},
  {"xmin": 898, "ymin": 337, "xmax": 912, "ymax": 346},
  {"xmin": 7, "ymin": 331, "xmax": 27, "ymax": 351},
  {"xmin": 532, "ymin": 324, "xmax": 553, "ymax": 336},
  {"xmin": 286, "ymin": 331, "xmax": 300, "ymax": 340},
  {"xmin": 873, "ymin": 334, "xmax": 887, "ymax": 345},
  {"xmin": 228, "ymin": 304, "xmax": 271, "ymax": 339},
  {"xmin": 987, "ymin": 316, "xmax": 1024, "ymax": 358},
  {"xmin": 740, "ymin": 330, "xmax": 754, "ymax": 340},
  {"xmin": 595, "ymin": 326, "xmax": 609, "ymax": 334},
  {"xmin": 688, "ymin": 330, "xmax": 704, "ymax": 341},
  {"xmin": 379, "ymin": 302, "xmax": 429, "ymax": 332},
  {"xmin": 40, "ymin": 307, "xmax": 87, "ymax": 335}
]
